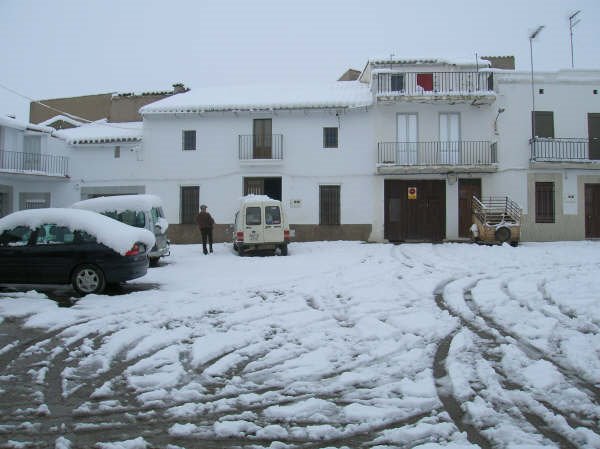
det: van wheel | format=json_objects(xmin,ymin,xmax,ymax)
[
  {"xmin": 238, "ymin": 245, "xmax": 246, "ymax": 257},
  {"xmin": 279, "ymin": 243, "xmax": 288, "ymax": 256},
  {"xmin": 149, "ymin": 257, "xmax": 160, "ymax": 267},
  {"xmin": 72, "ymin": 264, "xmax": 105, "ymax": 296}
]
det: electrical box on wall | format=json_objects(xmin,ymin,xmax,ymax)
[{"xmin": 290, "ymin": 199, "xmax": 302, "ymax": 208}]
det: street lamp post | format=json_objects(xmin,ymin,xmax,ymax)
[{"xmin": 529, "ymin": 25, "xmax": 545, "ymax": 147}]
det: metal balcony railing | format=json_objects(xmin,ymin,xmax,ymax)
[
  {"xmin": 530, "ymin": 137, "xmax": 600, "ymax": 161},
  {"xmin": 377, "ymin": 141, "xmax": 496, "ymax": 166},
  {"xmin": 0, "ymin": 150, "xmax": 70, "ymax": 177},
  {"xmin": 239, "ymin": 134, "xmax": 283, "ymax": 160},
  {"xmin": 376, "ymin": 72, "xmax": 494, "ymax": 97}
]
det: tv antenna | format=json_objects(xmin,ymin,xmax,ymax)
[{"xmin": 569, "ymin": 10, "xmax": 582, "ymax": 68}]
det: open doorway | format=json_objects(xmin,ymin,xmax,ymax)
[{"xmin": 244, "ymin": 177, "xmax": 282, "ymax": 201}]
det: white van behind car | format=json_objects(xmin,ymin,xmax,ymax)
[
  {"xmin": 72, "ymin": 194, "xmax": 170, "ymax": 266},
  {"xmin": 233, "ymin": 195, "xmax": 291, "ymax": 256}
]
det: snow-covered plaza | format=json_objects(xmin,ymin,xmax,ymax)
[{"xmin": 1, "ymin": 241, "xmax": 599, "ymax": 449}]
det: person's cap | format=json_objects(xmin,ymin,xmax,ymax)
[{"xmin": 200, "ymin": 204, "xmax": 207, "ymax": 209}]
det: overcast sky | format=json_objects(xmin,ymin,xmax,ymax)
[{"xmin": 1, "ymin": 0, "xmax": 598, "ymax": 122}]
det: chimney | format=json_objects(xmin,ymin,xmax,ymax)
[
  {"xmin": 481, "ymin": 56, "xmax": 515, "ymax": 70},
  {"xmin": 172, "ymin": 83, "xmax": 189, "ymax": 94}
]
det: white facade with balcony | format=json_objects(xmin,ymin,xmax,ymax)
[{"xmin": 3, "ymin": 57, "xmax": 599, "ymax": 243}]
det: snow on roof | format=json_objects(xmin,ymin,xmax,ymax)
[
  {"xmin": 0, "ymin": 116, "xmax": 54, "ymax": 133},
  {"xmin": 0, "ymin": 208, "xmax": 155, "ymax": 255},
  {"xmin": 53, "ymin": 120, "xmax": 142, "ymax": 145},
  {"xmin": 72, "ymin": 194, "xmax": 164, "ymax": 214},
  {"xmin": 140, "ymin": 82, "xmax": 373, "ymax": 114},
  {"xmin": 367, "ymin": 56, "xmax": 491, "ymax": 67},
  {"xmin": 39, "ymin": 114, "xmax": 85, "ymax": 128}
]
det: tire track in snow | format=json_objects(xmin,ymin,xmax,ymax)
[{"xmin": 434, "ymin": 282, "xmax": 599, "ymax": 448}]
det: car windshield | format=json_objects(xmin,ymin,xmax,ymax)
[{"xmin": 104, "ymin": 210, "xmax": 146, "ymax": 228}]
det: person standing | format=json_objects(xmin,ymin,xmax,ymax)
[{"xmin": 196, "ymin": 204, "xmax": 215, "ymax": 255}]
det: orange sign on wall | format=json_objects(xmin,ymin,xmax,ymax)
[{"xmin": 408, "ymin": 186, "xmax": 417, "ymax": 200}]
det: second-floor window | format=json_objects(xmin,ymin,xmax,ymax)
[
  {"xmin": 323, "ymin": 127, "xmax": 338, "ymax": 148},
  {"xmin": 391, "ymin": 74, "xmax": 404, "ymax": 92},
  {"xmin": 182, "ymin": 130, "xmax": 196, "ymax": 151},
  {"xmin": 532, "ymin": 111, "xmax": 554, "ymax": 138}
]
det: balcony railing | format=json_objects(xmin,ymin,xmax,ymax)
[
  {"xmin": 239, "ymin": 134, "xmax": 283, "ymax": 161},
  {"xmin": 530, "ymin": 137, "xmax": 600, "ymax": 162},
  {"xmin": 376, "ymin": 72, "xmax": 494, "ymax": 97},
  {"xmin": 378, "ymin": 141, "xmax": 496, "ymax": 166},
  {"xmin": 0, "ymin": 150, "xmax": 69, "ymax": 177}
]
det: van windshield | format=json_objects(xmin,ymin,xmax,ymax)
[
  {"xmin": 246, "ymin": 207, "xmax": 261, "ymax": 225},
  {"xmin": 265, "ymin": 206, "xmax": 281, "ymax": 225},
  {"xmin": 103, "ymin": 210, "xmax": 146, "ymax": 228}
]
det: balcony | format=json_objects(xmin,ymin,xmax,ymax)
[
  {"xmin": 239, "ymin": 134, "xmax": 283, "ymax": 164},
  {"xmin": 377, "ymin": 141, "xmax": 497, "ymax": 174},
  {"xmin": 0, "ymin": 150, "xmax": 70, "ymax": 178},
  {"xmin": 376, "ymin": 72, "xmax": 495, "ymax": 104},
  {"xmin": 530, "ymin": 138, "xmax": 600, "ymax": 165}
]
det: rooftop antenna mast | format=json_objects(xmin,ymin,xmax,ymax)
[{"xmin": 569, "ymin": 10, "xmax": 582, "ymax": 68}]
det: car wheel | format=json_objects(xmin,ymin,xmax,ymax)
[
  {"xmin": 149, "ymin": 257, "xmax": 160, "ymax": 267},
  {"xmin": 280, "ymin": 243, "xmax": 288, "ymax": 256},
  {"xmin": 72, "ymin": 264, "xmax": 106, "ymax": 296}
]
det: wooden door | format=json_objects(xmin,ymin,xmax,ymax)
[
  {"xmin": 588, "ymin": 114, "xmax": 600, "ymax": 160},
  {"xmin": 253, "ymin": 119, "xmax": 272, "ymax": 159},
  {"xmin": 585, "ymin": 184, "xmax": 600, "ymax": 238},
  {"xmin": 385, "ymin": 180, "xmax": 445, "ymax": 242},
  {"xmin": 458, "ymin": 178, "xmax": 481, "ymax": 238}
]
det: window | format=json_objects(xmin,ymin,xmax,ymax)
[
  {"xmin": 180, "ymin": 186, "xmax": 199, "ymax": 224},
  {"xmin": 35, "ymin": 225, "xmax": 74, "ymax": 245},
  {"xmin": 246, "ymin": 207, "xmax": 262, "ymax": 225},
  {"xmin": 20, "ymin": 193, "xmax": 50, "ymax": 210},
  {"xmin": 390, "ymin": 74, "xmax": 404, "ymax": 92},
  {"xmin": 265, "ymin": 206, "xmax": 281, "ymax": 225},
  {"xmin": 532, "ymin": 111, "xmax": 554, "ymax": 138},
  {"xmin": 417, "ymin": 73, "xmax": 434, "ymax": 91},
  {"xmin": 535, "ymin": 182, "xmax": 555, "ymax": 223},
  {"xmin": 319, "ymin": 185, "xmax": 340, "ymax": 225},
  {"xmin": 182, "ymin": 130, "xmax": 196, "ymax": 151},
  {"xmin": 0, "ymin": 226, "xmax": 32, "ymax": 247},
  {"xmin": 323, "ymin": 127, "xmax": 338, "ymax": 148}
]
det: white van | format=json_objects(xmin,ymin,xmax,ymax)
[
  {"xmin": 72, "ymin": 194, "xmax": 170, "ymax": 266},
  {"xmin": 233, "ymin": 195, "xmax": 291, "ymax": 256}
]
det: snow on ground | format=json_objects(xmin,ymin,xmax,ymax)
[{"xmin": 0, "ymin": 241, "xmax": 599, "ymax": 448}]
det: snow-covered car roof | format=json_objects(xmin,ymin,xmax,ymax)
[
  {"xmin": 72, "ymin": 194, "xmax": 164, "ymax": 214},
  {"xmin": 240, "ymin": 194, "xmax": 280, "ymax": 205},
  {"xmin": 0, "ymin": 208, "xmax": 155, "ymax": 256}
]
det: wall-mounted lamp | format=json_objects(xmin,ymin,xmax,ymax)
[{"xmin": 494, "ymin": 108, "xmax": 506, "ymax": 134}]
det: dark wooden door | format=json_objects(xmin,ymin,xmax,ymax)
[
  {"xmin": 458, "ymin": 178, "xmax": 481, "ymax": 238},
  {"xmin": 385, "ymin": 180, "xmax": 445, "ymax": 242},
  {"xmin": 253, "ymin": 119, "xmax": 272, "ymax": 159},
  {"xmin": 588, "ymin": 114, "xmax": 600, "ymax": 160},
  {"xmin": 585, "ymin": 184, "xmax": 600, "ymax": 238}
]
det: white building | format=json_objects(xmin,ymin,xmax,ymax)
[
  {"xmin": 0, "ymin": 116, "xmax": 70, "ymax": 216},
  {"xmin": 3, "ymin": 56, "xmax": 600, "ymax": 243}
]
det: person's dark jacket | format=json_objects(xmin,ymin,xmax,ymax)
[{"xmin": 196, "ymin": 211, "xmax": 214, "ymax": 229}]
